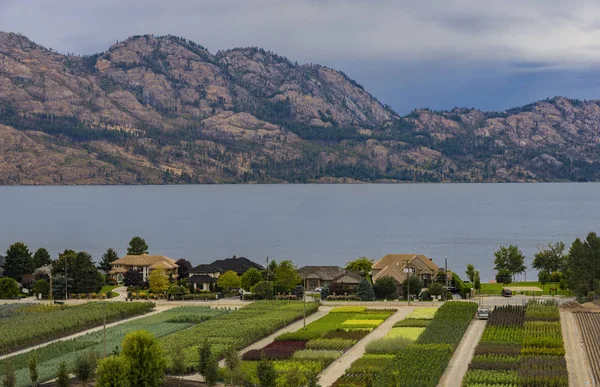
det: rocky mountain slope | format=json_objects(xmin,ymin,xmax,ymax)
[{"xmin": 0, "ymin": 32, "xmax": 599, "ymax": 184}]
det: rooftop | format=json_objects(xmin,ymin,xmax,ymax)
[{"xmin": 111, "ymin": 254, "xmax": 178, "ymax": 269}]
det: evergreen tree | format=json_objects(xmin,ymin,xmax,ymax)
[
  {"xmin": 3, "ymin": 242, "xmax": 34, "ymax": 282},
  {"xmin": 373, "ymin": 276, "xmax": 397, "ymax": 299},
  {"xmin": 204, "ymin": 354, "xmax": 218, "ymax": 386},
  {"xmin": 2, "ymin": 359, "xmax": 16, "ymax": 387},
  {"xmin": 55, "ymin": 361, "xmax": 70, "ymax": 387},
  {"xmin": 127, "ymin": 237, "xmax": 148, "ymax": 255},
  {"xmin": 98, "ymin": 248, "xmax": 119, "ymax": 273},
  {"xmin": 473, "ymin": 270, "xmax": 481, "ymax": 292},
  {"xmin": 32, "ymin": 248, "xmax": 52, "ymax": 269},
  {"xmin": 28, "ymin": 352, "xmax": 38, "ymax": 387},
  {"xmin": 465, "ymin": 264, "xmax": 476, "ymax": 283},
  {"xmin": 123, "ymin": 270, "xmax": 143, "ymax": 287},
  {"xmin": 121, "ymin": 330, "xmax": 166, "ymax": 387},
  {"xmin": 174, "ymin": 259, "xmax": 192, "ymax": 279},
  {"xmin": 95, "ymin": 356, "xmax": 131, "ymax": 387},
  {"xmin": 356, "ymin": 278, "xmax": 375, "ymax": 301},
  {"xmin": 256, "ymin": 357, "xmax": 277, "ymax": 387},
  {"xmin": 197, "ymin": 338, "xmax": 211, "ymax": 377}
]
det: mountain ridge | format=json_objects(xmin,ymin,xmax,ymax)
[{"xmin": 0, "ymin": 31, "xmax": 599, "ymax": 184}]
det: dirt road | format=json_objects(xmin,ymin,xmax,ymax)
[
  {"xmin": 560, "ymin": 311, "xmax": 595, "ymax": 387},
  {"xmin": 438, "ymin": 319, "xmax": 486, "ymax": 387}
]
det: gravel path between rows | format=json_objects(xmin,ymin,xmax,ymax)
[
  {"xmin": 319, "ymin": 307, "xmax": 416, "ymax": 387},
  {"xmin": 0, "ymin": 305, "xmax": 177, "ymax": 361},
  {"xmin": 560, "ymin": 311, "xmax": 595, "ymax": 387},
  {"xmin": 438, "ymin": 319, "xmax": 486, "ymax": 387}
]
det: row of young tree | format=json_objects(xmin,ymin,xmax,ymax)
[{"xmin": 490, "ymin": 232, "xmax": 600, "ymax": 298}]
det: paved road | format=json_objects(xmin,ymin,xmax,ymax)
[
  {"xmin": 560, "ymin": 311, "xmax": 595, "ymax": 387},
  {"xmin": 0, "ymin": 305, "xmax": 176, "ymax": 360},
  {"xmin": 438, "ymin": 319, "xmax": 486, "ymax": 387},
  {"xmin": 319, "ymin": 307, "xmax": 415, "ymax": 387}
]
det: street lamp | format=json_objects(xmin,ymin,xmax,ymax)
[{"xmin": 64, "ymin": 261, "xmax": 68, "ymax": 301}]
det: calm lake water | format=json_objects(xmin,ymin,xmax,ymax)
[{"xmin": 1, "ymin": 183, "xmax": 598, "ymax": 281}]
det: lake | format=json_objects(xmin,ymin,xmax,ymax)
[{"xmin": 1, "ymin": 183, "xmax": 598, "ymax": 281}]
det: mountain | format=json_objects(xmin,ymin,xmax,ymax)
[{"xmin": 0, "ymin": 32, "xmax": 599, "ymax": 184}]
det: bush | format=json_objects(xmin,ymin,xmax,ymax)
[
  {"xmin": 445, "ymin": 291, "xmax": 453, "ymax": 300},
  {"xmin": 394, "ymin": 319, "xmax": 431, "ymax": 328},
  {"xmin": 365, "ymin": 337, "xmax": 412, "ymax": 354},
  {"xmin": 121, "ymin": 330, "xmax": 166, "ymax": 387},
  {"xmin": 95, "ymin": 356, "xmax": 131, "ymax": 387},
  {"xmin": 330, "ymin": 306, "xmax": 367, "ymax": 313},
  {"xmin": 275, "ymin": 330, "xmax": 322, "ymax": 342},
  {"xmin": 320, "ymin": 286, "xmax": 330, "ymax": 300},
  {"xmin": 373, "ymin": 276, "xmax": 397, "ymax": 299},
  {"xmin": 74, "ymin": 351, "xmax": 97, "ymax": 384},
  {"xmin": 55, "ymin": 361, "xmax": 69, "ymax": 387},
  {"xmin": 2, "ymin": 359, "xmax": 16, "ymax": 387},
  {"xmin": 32, "ymin": 280, "xmax": 50, "ymax": 297},
  {"xmin": 291, "ymin": 349, "xmax": 341, "ymax": 362},
  {"xmin": 420, "ymin": 290, "xmax": 432, "ymax": 301},
  {"xmin": 357, "ymin": 278, "xmax": 375, "ymax": 301},
  {"xmin": 250, "ymin": 281, "xmax": 274, "ymax": 300},
  {"xmin": 0, "ymin": 278, "xmax": 19, "ymax": 299},
  {"xmin": 306, "ymin": 338, "xmax": 355, "ymax": 351}
]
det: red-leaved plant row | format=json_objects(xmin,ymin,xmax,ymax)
[{"xmin": 242, "ymin": 340, "xmax": 307, "ymax": 361}]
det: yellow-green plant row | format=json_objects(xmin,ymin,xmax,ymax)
[
  {"xmin": 385, "ymin": 327, "xmax": 425, "ymax": 341},
  {"xmin": 0, "ymin": 302, "xmax": 154, "ymax": 355},
  {"xmin": 405, "ymin": 307, "xmax": 438, "ymax": 320},
  {"xmin": 0, "ymin": 306, "xmax": 224, "ymax": 387},
  {"xmin": 330, "ymin": 306, "xmax": 368, "ymax": 313},
  {"xmin": 161, "ymin": 301, "xmax": 319, "ymax": 367}
]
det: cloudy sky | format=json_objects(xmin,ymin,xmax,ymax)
[{"xmin": 2, "ymin": 0, "xmax": 600, "ymax": 114}]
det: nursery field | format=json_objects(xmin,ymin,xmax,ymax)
[
  {"xmin": 0, "ymin": 302, "xmax": 154, "ymax": 355},
  {"xmin": 574, "ymin": 312, "xmax": 600, "ymax": 383},
  {"xmin": 464, "ymin": 301, "xmax": 568, "ymax": 387},
  {"xmin": 223, "ymin": 306, "xmax": 396, "ymax": 386},
  {"xmin": 0, "ymin": 306, "xmax": 224, "ymax": 387},
  {"xmin": 162, "ymin": 300, "xmax": 320, "ymax": 369}
]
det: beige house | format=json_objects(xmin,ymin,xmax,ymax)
[
  {"xmin": 372, "ymin": 254, "xmax": 439, "ymax": 288},
  {"xmin": 297, "ymin": 266, "xmax": 362, "ymax": 291},
  {"xmin": 109, "ymin": 254, "xmax": 179, "ymax": 283}
]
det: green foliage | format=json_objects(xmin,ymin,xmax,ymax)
[
  {"xmin": 275, "ymin": 330, "xmax": 322, "ymax": 342},
  {"xmin": 121, "ymin": 330, "xmax": 166, "ymax": 387},
  {"xmin": 175, "ymin": 259, "xmax": 193, "ymax": 279},
  {"xmin": 494, "ymin": 245, "xmax": 527, "ymax": 281},
  {"xmin": 241, "ymin": 268, "xmax": 263, "ymax": 291},
  {"xmin": 428, "ymin": 282, "xmax": 444, "ymax": 297},
  {"xmin": 1, "ymin": 360, "xmax": 15, "ymax": 387},
  {"xmin": 55, "ymin": 361, "xmax": 69, "ymax": 387},
  {"xmin": 373, "ymin": 276, "xmax": 396, "ymax": 299},
  {"xmin": 0, "ymin": 279, "xmax": 19, "ymax": 299},
  {"xmin": 95, "ymin": 356, "xmax": 131, "ymax": 387},
  {"xmin": 127, "ymin": 236, "xmax": 148, "ymax": 255},
  {"xmin": 345, "ymin": 257, "xmax": 373, "ymax": 277},
  {"xmin": 28, "ymin": 352, "xmax": 38, "ymax": 387},
  {"xmin": 567, "ymin": 232, "xmax": 600, "ymax": 297},
  {"xmin": 32, "ymin": 248, "xmax": 52, "ymax": 270},
  {"xmin": 52, "ymin": 251, "xmax": 103, "ymax": 294},
  {"xmin": 291, "ymin": 349, "xmax": 341, "ymax": 362},
  {"xmin": 3, "ymin": 242, "xmax": 34, "ymax": 283},
  {"xmin": 533, "ymin": 242, "xmax": 566, "ymax": 273},
  {"xmin": 393, "ymin": 319, "xmax": 431, "ymax": 328},
  {"xmin": 148, "ymin": 268, "xmax": 169, "ymax": 294},
  {"xmin": 496, "ymin": 269, "xmax": 513, "ymax": 285},
  {"xmin": 274, "ymin": 260, "xmax": 301, "ymax": 293},
  {"xmin": 306, "ymin": 339, "xmax": 355, "ymax": 351},
  {"xmin": 403, "ymin": 276, "xmax": 423, "ymax": 297},
  {"xmin": 466, "ymin": 264, "xmax": 476, "ymax": 283},
  {"xmin": 538, "ymin": 270, "xmax": 552, "ymax": 287},
  {"xmin": 356, "ymin": 278, "xmax": 375, "ymax": 301},
  {"xmin": 256, "ymin": 358, "xmax": 277, "ymax": 387},
  {"xmin": 365, "ymin": 337, "xmax": 411, "ymax": 354},
  {"xmin": 74, "ymin": 350, "xmax": 97, "ymax": 383},
  {"xmin": 417, "ymin": 302, "xmax": 478, "ymax": 348},
  {"xmin": 204, "ymin": 353, "xmax": 218, "ymax": 386},
  {"xmin": 474, "ymin": 270, "xmax": 481, "ymax": 292},
  {"xmin": 123, "ymin": 269, "xmax": 143, "ymax": 287},
  {"xmin": 251, "ymin": 281, "xmax": 274, "ymax": 300},
  {"xmin": 32, "ymin": 279, "xmax": 49, "ymax": 297},
  {"xmin": 217, "ymin": 270, "xmax": 242, "ymax": 293},
  {"xmin": 98, "ymin": 248, "xmax": 119, "ymax": 273}
]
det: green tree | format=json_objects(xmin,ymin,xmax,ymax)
[
  {"xmin": 256, "ymin": 357, "xmax": 277, "ymax": 387},
  {"xmin": 123, "ymin": 270, "xmax": 143, "ymax": 287},
  {"xmin": 28, "ymin": 352, "xmax": 38, "ymax": 387},
  {"xmin": 98, "ymin": 248, "xmax": 119, "ymax": 273},
  {"xmin": 148, "ymin": 268, "xmax": 169, "ymax": 294},
  {"xmin": 197, "ymin": 338, "xmax": 211, "ymax": 377},
  {"xmin": 402, "ymin": 276, "xmax": 423, "ymax": 298},
  {"xmin": 428, "ymin": 282, "xmax": 444, "ymax": 298},
  {"xmin": 121, "ymin": 330, "xmax": 166, "ymax": 387},
  {"xmin": 533, "ymin": 242, "xmax": 566, "ymax": 273},
  {"xmin": 204, "ymin": 354, "xmax": 218, "ymax": 386},
  {"xmin": 95, "ymin": 356, "xmax": 131, "ymax": 387},
  {"xmin": 538, "ymin": 270, "xmax": 552, "ymax": 288},
  {"xmin": 241, "ymin": 267, "xmax": 263, "ymax": 291},
  {"xmin": 465, "ymin": 264, "xmax": 476, "ymax": 283},
  {"xmin": 52, "ymin": 251, "xmax": 102, "ymax": 294},
  {"xmin": 32, "ymin": 248, "xmax": 52, "ymax": 269},
  {"xmin": 33, "ymin": 279, "xmax": 50, "ymax": 297},
  {"xmin": 264, "ymin": 259, "xmax": 278, "ymax": 281},
  {"xmin": 217, "ymin": 270, "xmax": 241, "ymax": 293},
  {"xmin": 175, "ymin": 259, "xmax": 192, "ymax": 279},
  {"xmin": 170, "ymin": 344, "xmax": 186, "ymax": 381},
  {"xmin": 494, "ymin": 245, "xmax": 526, "ymax": 281},
  {"xmin": 2, "ymin": 359, "xmax": 16, "ymax": 387},
  {"xmin": 224, "ymin": 346, "xmax": 241, "ymax": 386},
  {"xmin": 567, "ymin": 232, "xmax": 600, "ymax": 297},
  {"xmin": 3, "ymin": 242, "xmax": 34, "ymax": 282},
  {"xmin": 496, "ymin": 268, "xmax": 512, "ymax": 285},
  {"xmin": 345, "ymin": 257, "xmax": 373, "ymax": 277},
  {"xmin": 250, "ymin": 281, "xmax": 274, "ymax": 300},
  {"xmin": 473, "ymin": 270, "xmax": 481, "ymax": 292},
  {"xmin": 373, "ymin": 276, "xmax": 397, "ymax": 299},
  {"xmin": 55, "ymin": 361, "xmax": 70, "ymax": 387},
  {"xmin": 274, "ymin": 260, "xmax": 301, "ymax": 293},
  {"xmin": 127, "ymin": 237, "xmax": 148, "ymax": 255},
  {"xmin": 356, "ymin": 278, "xmax": 375, "ymax": 301},
  {"xmin": 74, "ymin": 351, "xmax": 97, "ymax": 385},
  {"xmin": 0, "ymin": 278, "xmax": 20, "ymax": 299}
]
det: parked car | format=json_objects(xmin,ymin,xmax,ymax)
[
  {"xmin": 314, "ymin": 287, "xmax": 323, "ymax": 293},
  {"xmin": 502, "ymin": 288, "xmax": 513, "ymax": 297},
  {"xmin": 477, "ymin": 307, "xmax": 490, "ymax": 320}
]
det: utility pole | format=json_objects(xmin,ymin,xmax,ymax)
[
  {"xmin": 303, "ymin": 274, "xmax": 306, "ymax": 328},
  {"xmin": 65, "ymin": 262, "xmax": 68, "ymax": 301},
  {"xmin": 49, "ymin": 273, "xmax": 53, "ymax": 305},
  {"xmin": 444, "ymin": 259, "xmax": 448, "ymax": 301},
  {"xmin": 103, "ymin": 302, "xmax": 107, "ymax": 358},
  {"xmin": 266, "ymin": 256, "xmax": 269, "ymax": 282}
]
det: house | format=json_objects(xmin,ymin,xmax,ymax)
[
  {"xmin": 372, "ymin": 254, "xmax": 439, "ymax": 290},
  {"xmin": 296, "ymin": 266, "xmax": 362, "ymax": 291},
  {"xmin": 187, "ymin": 256, "xmax": 264, "ymax": 291},
  {"xmin": 0, "ymin": 255, "xmax": 4, "ymax": 278},
  {"xmin": 109, "ymin": 254, "xmax": 179, "ymax": 283}
]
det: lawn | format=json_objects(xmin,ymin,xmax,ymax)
[
  {"xmin": 99, "ymin": 285, "xmax": 119, "ymax": 298},
  {"xmin": 479, "ymin": 282, "xmax": 569, "ymax": 295}
]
